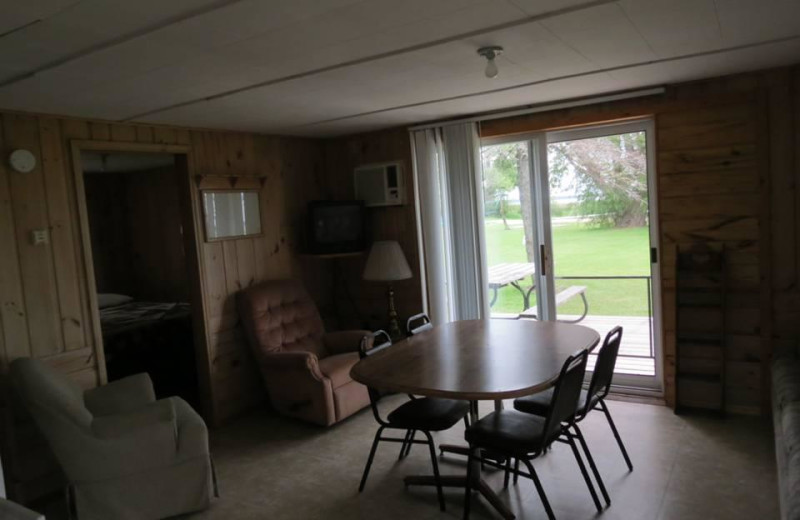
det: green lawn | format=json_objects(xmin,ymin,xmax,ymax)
[{"xmin": 485, "ymin": 220, "xmax": 651, "ymax": 316}]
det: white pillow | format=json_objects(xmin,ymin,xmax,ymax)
[{"xmin": 97, "ymin": 293, "xmax": 133, "ymax": 309}]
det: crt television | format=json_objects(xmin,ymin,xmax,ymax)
[{"xmin": 307, "ymin": 201, "xmax": 365, "ymax": 254}]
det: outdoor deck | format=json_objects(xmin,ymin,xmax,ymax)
[
  {"xmin": 494, "ymin": 313, "xmax": 655, "ymax": 377},
  {"xmin": 564, "ymin": 314, "xmax": 655, "ymax": 377}
]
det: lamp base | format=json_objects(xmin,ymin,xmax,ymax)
[{"xmin": 386, "ymin": 284, "xmax": 403, "ymax": 341}]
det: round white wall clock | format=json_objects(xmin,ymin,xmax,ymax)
[{"xmin": 9, "ymin": 149, "xmax": 36, "ymax": 173}]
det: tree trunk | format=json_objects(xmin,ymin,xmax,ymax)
[
  {"xmin": 500, "ymin": 198, "xmax": 510, "ymax": 230},
  {"xmin": 517, "ymin": 149, "xmax": 536, "ymax": 265}
]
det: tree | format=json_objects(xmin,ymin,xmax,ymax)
[
  {"xmin": 481, "ymin": 143, "xmax": 536, "ymax": 263},
  {"xmin": 481, "ymin": 144, "xmax": 519, "ymax": 230},
  {"xmin": 548, "ymin": 132, "xmax": 648, "ymax": 228}
]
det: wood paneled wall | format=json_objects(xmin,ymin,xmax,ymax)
[
  {"xmin": 84, "ymin": 165, "xmax": 189, "ymax": 302},
  {"xmin": 320, "ymin": 128, "xmax": 424, "ymax": 330},
  {"xmin": 0, "ymin": 112, "xmax": 326, "ymax": 499},
  {"xmin": 479, "ymin": 66, "xmax": 800, "ymax": 414},
  {"xmin": 194, "ymin": 134, "xmax": 327, "ymax": 421}
]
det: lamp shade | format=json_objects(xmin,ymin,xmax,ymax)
[{"xmin": 363, "ymin": 240, "xmax": 412, "ymax": 281}]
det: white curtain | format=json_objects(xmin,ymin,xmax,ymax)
[{"xmin": 411, "ymin": 123, "xmax": 488, "ymax": 324}]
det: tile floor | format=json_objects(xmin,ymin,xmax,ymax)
[{"xmin": 183, "ymin": 397, "xmax": 778, "ymax": 520}]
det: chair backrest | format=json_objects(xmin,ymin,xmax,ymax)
[
  {"xmin": 359, "ymin": 330, "xmax": 393, "ymax": 423},
  {"xmin": 406, "ymin": 312, "xmax": 433, "ymax": 336},
  {"xmin": 237, "ymin": 279, "xmax": 327, "ymax": 360},
  {"xmin": 540, "ymin": 350, "xmax": 589, "ymax": 447},
  {"xmin": 581, "ymin": 326, "xmax": 623, "ymax": 416},
  {"xmin": 10, "ymin": 358, "xmax": 92, "ymax": 429},
  {"xmin": 9, "ymin": 358, "xmax": 97, "ymax": 481}
]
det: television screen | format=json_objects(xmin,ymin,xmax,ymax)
[{"xmin": 308, "ymin": 201, "xmax": 365, "ymax": 254}]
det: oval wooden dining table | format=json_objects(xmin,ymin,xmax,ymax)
[{"xmin": 350, "ymin": 319, "xmax": 601, "ymax": 520}]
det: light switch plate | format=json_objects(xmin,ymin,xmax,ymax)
[{"xmin": 30, "ymin": 229, "xmax": 49, "ymax": 245}]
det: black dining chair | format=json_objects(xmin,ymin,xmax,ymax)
[
  {"xmin": 358, "ymin": 330, "xmax": 470, "ymax": 511},
  {"xmin": 406, "ymin": 312, "xmax": 433, "ymax": 336},
  {"xmin": 397, "ymin": 312, "xmax": 470, "ymax": 461},
  {"xmin": 510, "ymin": 326, "xmax": 630, "ymax": 505},
  {"xmin": 462, "ymin": 350, "xmax": 604, "ymax": 520}
]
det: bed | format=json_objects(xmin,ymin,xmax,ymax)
[
  {"xmin": 97, "ymin": 294, "xmax": 197, "ymax": 406},
  {"xmin": 99, "ymin": 298, "xmax": 191, "ymax": 338}
]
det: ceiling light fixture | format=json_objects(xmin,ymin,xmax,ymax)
[{"xmin": 477, "ymin": 46, "xmax": 503, "ymax": 79}]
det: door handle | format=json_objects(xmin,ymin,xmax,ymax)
[
  {"xmin": 540, "ymin": 244, "xmax": 547, "ymax": 277},
  {"xmin": 650, "ymin": 247, "xmax": 658, "ymax": 264}
]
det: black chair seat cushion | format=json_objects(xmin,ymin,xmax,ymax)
[
  {"xmin": 387, "ymin": 397, "xmax": 469, "ymax": 431},
  {"xmin": 465, "ymin": 410, "xmax": 546, "ymax": 455},
  {"xmin": 514, "ymin": 388, "xmax": 599, "ymax": 417}
]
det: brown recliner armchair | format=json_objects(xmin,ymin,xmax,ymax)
[{"xmin": 237, "ymin": 279, "xmax": 371, "ymax": 426}]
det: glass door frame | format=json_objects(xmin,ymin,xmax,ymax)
[
  {"xmin": 480, "ymin": 118, "xmax": 663, "ymax": 394},
  {"xmin": 479, "ymin": 133, "xmax": 554, "ymax": 322}
]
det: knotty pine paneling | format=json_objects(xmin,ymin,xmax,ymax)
[
  {"xmin": 0, "ymin": 111, "xmax": 325, "ymax": 501},
  {"xmin": 320, "ymin": 128, "xmax": 424, "ymax": 331}
]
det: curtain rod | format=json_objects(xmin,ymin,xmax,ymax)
[{"xmin": 407, "ymin": 87, "xmax": 666, "ymax": 132}]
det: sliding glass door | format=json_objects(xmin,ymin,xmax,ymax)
[
  {"xmin": 480, "ymin": 135, "xmax": 552, "ymax": 322},
  {"xmin": 480, "ymin": 121, "xmax": 662, "ymax": 392}
]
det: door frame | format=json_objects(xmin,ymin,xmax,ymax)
[
  {"xmin": 481, "ymin": 118, "xmax": 663, "ymax": 393},
  {"xmin": 69, "ymin": 140, "xmax": 213, "ymax": 419}
]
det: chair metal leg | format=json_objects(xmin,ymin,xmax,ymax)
[
  {"xmin": 359, "ymin": 426, "xmax": 384, "ymax": 492},
  {"xmin": 521, "ymin": 458, "xmax": 555, "ymax": 520},
  {"xmin": 65, "ymin": 484, "xmax": 76, "ymax": 520},
  {"xmin": 210, "ymin": 455, "xmax": 220, "ymax": 497},
  {"xmin": 513, "ymin": 458, "xmax": 520, "ymax": 484},
  {"xmin": 567, "ymin": 435, "xmax": 602, "ymax": 513},
  {"xmin": 463, "ymin": 446, "xmax": 476, "ymax": 520},
  {"xmin": 573, "ymin": 424, "xmax": 610, "ymax": 506},
  {"xmin": 422, "ymin": 431, "xmax": 446, "ymax": 511},
  {"xmin": 404, "ymin": 430, "xmax": 417, "ymax": 459},
  {"xmin": 503, "ymin": 457, "xmax": 511, "ymax": 489},
  {"xmin": 397, "ymin": 430, "xmax": 411, "ymax": 460},
  {"xmin": 600, "ymin": 399, "xmax": 633, "ymax": 471},
  {"xmin": 464, "ymin": 415, "xmax": 470, "ymax": 429}
]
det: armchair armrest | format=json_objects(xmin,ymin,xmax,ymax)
[
  {"xmin": 84, "ymin": 372, "xmax": 156, "ymax": 416},
  {"xmin": 261, "ymin": 351, "xmax": 326, "ymax": 382},
  {"xmin": 323, "ymin": 330, "xmax": 372, "ymax": 355},
  {"xmin": 78, "ymin": 399, "xmax": 178, "ymax": 480},
  {"xmin": 91, "ymin": 399, "xmax": 175, "ymax": 439}
]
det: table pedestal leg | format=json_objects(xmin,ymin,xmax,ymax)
[
  {"xmin": 404, "ymin": 475, "xmax": 515, "ymax": 520},
  {"xmin": 408, "ymin": 400, "xmax": 515, "ymax": 519}
]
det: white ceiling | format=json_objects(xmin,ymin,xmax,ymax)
[{"xmin": 0, "ymin": 0, "xmax": 799, "ymax": 137}]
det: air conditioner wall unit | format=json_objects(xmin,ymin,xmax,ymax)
[{"xmin": 354, "ymin": 162, "xmax": 403, "ymax": 207}]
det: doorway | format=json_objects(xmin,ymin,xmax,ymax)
[
  {"xmin": 74, "ymin": 144, "xmax": 208, "ymax": 411},
  {"xmin": 480, "ymin": 120, "xmax": 662, "ymax": 392}
]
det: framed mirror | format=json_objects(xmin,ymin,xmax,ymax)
[{"xmin": 202, "ymin": 190, "xmax": 262, "ymax": 241}]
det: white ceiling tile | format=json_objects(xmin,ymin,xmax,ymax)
[
  {"xmin": 0, "ymin": 0, "xmax": 222, "ymax": 79},
  {"xmin": 715, "ymin": 0, "xmax": 800, "ymax": 44},
  {"xmin": 33, "ymin": 0, "xmax": 523, "ymax": 120},
  {"xmin": 505, "ymin": 0, "xmax": 610, "ymax": 17},
  {"xmin": 619, "ymin": 0, "xmax": 723, "ymax": 57},
  {"xmin": 0, "ymin": 0, "xmax": 78, "ymax": 34},
  {"xmin": 541, "ymin": 3, "xmax": 657, "ymax": 67},
  {"xmin": 473, "ymin": 21, "xmax": 594, "ymax": 78},
  {"xmin": 607, "ymin": 37, "xmax": 800, "ymax": 87}
]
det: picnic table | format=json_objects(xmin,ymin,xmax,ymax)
[
  {"xmin": 487, "ymin": 262, "xmax": 538, "ymax": 309},
  {"xmin": 487, "ymin": 262, "xmax": 589, "ymax": 322}
]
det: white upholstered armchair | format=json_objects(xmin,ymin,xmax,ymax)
[{"xmin": 10, "ymin": 358, "xmax": 215, "ymax": 520}]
